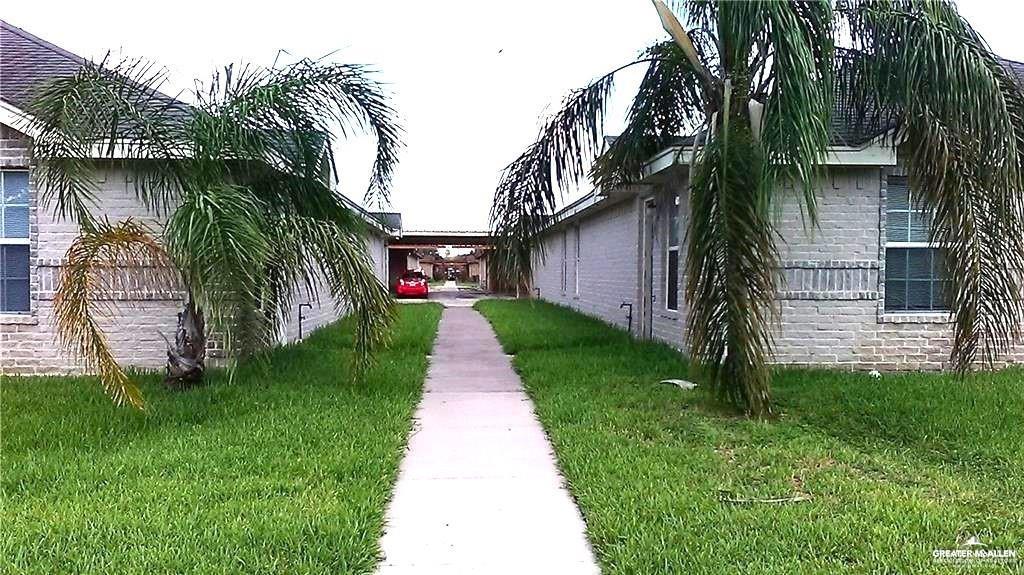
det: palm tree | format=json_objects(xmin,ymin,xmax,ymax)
[
  {"xmin": 25, "ymin": 55, "xmax": 403, "ymax": 408},
  {"xmin": 491, "ymin": 0, "xmax": 1024, "ymax": 418}
]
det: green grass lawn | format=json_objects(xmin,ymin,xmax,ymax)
[
  {"xmin": 1, "ymin": 303, "xmax": 442, "ymax": 575},
  {"xmin": 476, "ymin": 299, "xmax": 1024, "ymax": 574}
]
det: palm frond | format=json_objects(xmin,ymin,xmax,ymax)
[
  {"xmin": 669, "ymin": 0, "xmax": 719, "ymax": 35},
  {"xmin": 652, "ymin": 0, "xmax": 719, "ymax": 91},
  {"xmin": 592, "ymin": 41, "xmax": 705, "ymax": 189},
  {"xmin": 235, "ymin": 163, "xmax": 362, "ymax": 232},
  {"xmin": 756, "ymin": 0, "xmax": 834, "ymax": 218},
  {"xmin": 842, "ymin": 0, "xmax": 1016, "ymax": 162},
  {"xmin": 280, "ymin": 216, "xmax": 396, "ymax": 370},
  {"xmin": 489, "ymin": 56, "xmax": 659, "ymax": 288},
  {"xmin": 193, "ymin": 58, "xmax": 403, "ymax": 207},
  {"xmin": 685, "ymin": 119, "xmax": 778, "ymax": 418},
  {"xmin": 186, "ymin": 58, "xmax": 402, "ymax": 365},
  {"xmin": 903, "ymin": 124, "xmax": 1024, "ymax": 369},
  {"xmin": 490, "ymin": 202, "xmax": 548, "ymax": 292},
  {"xmin": 53, "ymin": 220, "xmax": 179, "ymax": 408},
  {"xmin": 163, "ymin": 184, "xmax": 271, "ymax": 356},
  {"xmin": 842, "ymin": 0, "xmax": 1024, "ymax": 370},
  {"xmin": 25, "ymin": 56, "xmax": 189, "ymax": 225}
]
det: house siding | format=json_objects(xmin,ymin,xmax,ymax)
[
  {"xmin": 277, "ymin": 232, "xmax": 389, "ymax": 344},
  {"xmin": 0, "ymin": 126, "xmax": 391, "ymax": 375},
  {"xmin": 534, "ymin": 197, "xmax": 639, "ymax": 332},
  {"xmin": 532, "ymin": 165, "xmax": 1024, "ymax": 371},
  {"xmin": 1, "ymin": 157, "xmax": 183, "ymax": 374},
  {"xmin": 534, "ymin": 190, "xmax": 690, "ymax": 343}
]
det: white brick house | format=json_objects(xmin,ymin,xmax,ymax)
[
  {"xmin": 0, "ymin": 20, "xmax": 393, "ymax": 375},
  {"xmin": 532, "ymin": 132, "xmax": 1024, "ymax": 371}
]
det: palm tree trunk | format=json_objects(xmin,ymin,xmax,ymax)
[{"xmin": 164, "ymin": 297, "xmax": 206, "ymax": 390}]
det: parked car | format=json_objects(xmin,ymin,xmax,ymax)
[{"xmin": 396, "ymin": 270, "xmax": 429, "ymax": 298}]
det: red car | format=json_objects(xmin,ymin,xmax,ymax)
[{"xmin": 396, "ymin": 271, "xmax": 429, "ymax": 298}]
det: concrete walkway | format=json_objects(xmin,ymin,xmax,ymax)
[{"xmin": 376, "ymin": 306, "xmax": 599, "ymax": 574}]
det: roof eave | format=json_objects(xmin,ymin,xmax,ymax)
[
  {"xmin": 337, "ymin": 194, "xmax": 398, "ymax": 237},
  {"xmin": 541, "ymin": 133, "xmax": 898, "ymax": 233},
  {"xmin": 641, "ymin": 135, "xmax": 898, "ymax": 181},
  {"xmin": 0, "ymin": 100, "xmax": 39, "ymax": 139}
]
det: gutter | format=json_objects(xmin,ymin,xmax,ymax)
[
  {"xmin": 337, "ymin": 193, "xmax": 397, "ymax": 237},
  {"xmin": 644, "ymin": 138, "xmax": 897, "ymax": 178},
  {"xmin": 4, "ymin": 97, "xmax": 396, "ymax": 238},
  {"xmin": 549, "ymin": 190, "xmax": 601, "ymax": 226},
  {"xmin": 538, "ymin": 136, "xmax": 897, "ymax": 236}
]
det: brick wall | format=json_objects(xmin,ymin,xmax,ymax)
[
  {"xmin": 0, "ymin": 124, "xmax": 390, "ymax": 375},
  {"xmin": 534, "ymin": 197, "xmax": 639, "ymax": 333},
  {"xmin": 277, "ymin": 232, "xmax": 390, "ymax": 344},
  {"xmin": 775, "ymin": 299, "xmax": 962, "ymax": 370},
  {"xmin": 0, "ymin": 124, "xmax": 31, "ymax": 167},
  {"xmin": 777, "ymin": 169, "xmax": 881, "ymax": 261},
  {"xmin": 532, "ymin": 166, "xmax": 1024, "ymax": 371},
  {"xmin": 772, "ymin": 166, "xmax": 1024, "ymax": 369}
]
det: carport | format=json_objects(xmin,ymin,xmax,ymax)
[{"xmin": 387, "ymin": 230, "xmax": 494, "ymax": 291}]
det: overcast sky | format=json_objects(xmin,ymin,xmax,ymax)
[{"xmin": 5, "ymin": 1, "xmax": 1023, "ymax": 231}]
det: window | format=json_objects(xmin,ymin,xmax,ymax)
[
  {"xmin": 884, "ymin": 175, "xmax": 949, "ymax": 312},
  {"xmin": 1, "ymin": 170, "xmax": 30, "ymax": 312},
  {"xmin": 573, "ymin": 225, "xmax": 581, "ymax": 296},
  {"xmin": 560, "ymin": 230, "xmax": 567, "ymax": 293},
  {"xmin": 666, "ymin": 191, "xmax": 680, "ymax": 311}
]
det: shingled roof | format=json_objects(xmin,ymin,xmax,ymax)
[
  {"xmin": 1002, "ymin": 58, "xmax": 1024, "ymax": 83},
  {"xmin": 371, "ymin": 212, "xmax": 403, "ymax": 233},
  {"xmin": 0, "ymin": 19, "xmax": 87, "ymax": 109},
  {"xmin": 0, "ymin": 18, "xmax": 189, "ymax": 122}
]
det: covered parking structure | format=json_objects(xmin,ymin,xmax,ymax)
[{"xmin": 386, "ymin": 230, "xmax": 495, "ymax": 291}]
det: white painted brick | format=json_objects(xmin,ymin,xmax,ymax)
[
  {"xmin": 531, "ymin": 166, "xmax": 1024, "ymax": 371},
  {"xmin": 0, "ymin": 126, "xmax": 391, "ymax": 375}
]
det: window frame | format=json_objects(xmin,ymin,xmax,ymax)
[
  {"xmin": 665, "ymin": 191, "xmax": 680, "ymax": 312},
  {"xmin": 0, "ymin": 169, "xmax": 32, "ymax": 314},
  {"xmin": 560, "ymin": 230, "xmax": 567, "ymax": 294},
  {"xmin": 883, "ymin": 174, "xmax": 949, "ymax": 314},
  {"xmin": 573, "ymin": 224, "xmax": 581, "ymax": 296}
]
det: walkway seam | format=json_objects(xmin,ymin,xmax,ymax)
[{"xmin": 376, "ymin": 305, "xmax": 600, "ymax": 574}]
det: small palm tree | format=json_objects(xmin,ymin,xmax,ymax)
[
  {"xmin": 25, "ymin": 55, "xmax": 403, "ymax": 408},
  {"xmin": 491, "ymin": 0, "xmax": 1024, "ymax": 418}
]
